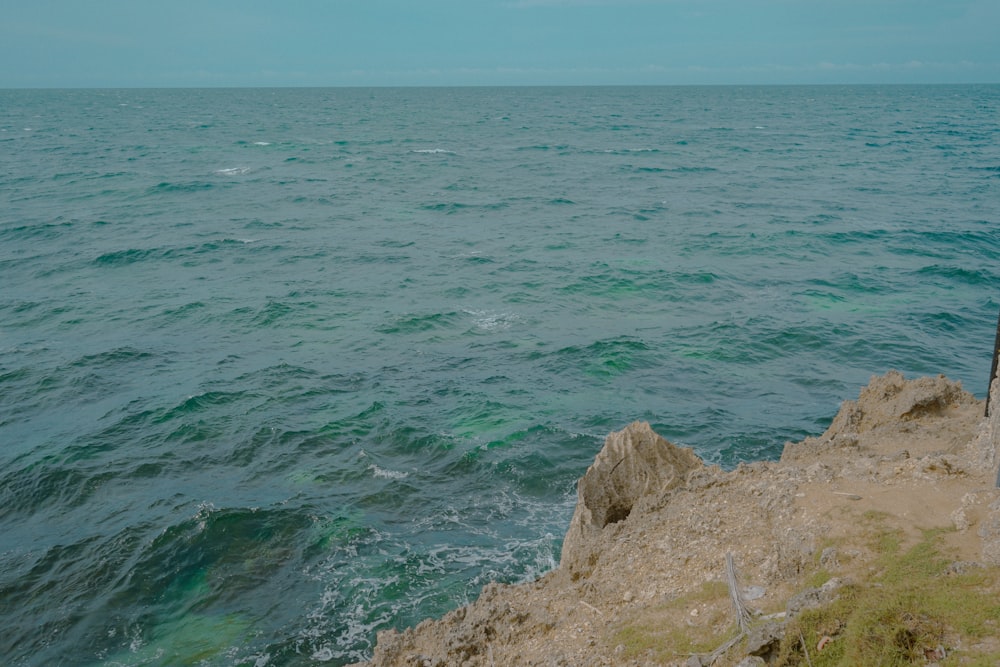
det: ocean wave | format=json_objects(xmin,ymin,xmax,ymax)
[
  {"xmin": 915, "ymin": 264, "xmax": 994, "ymax": 286},
  {"xmin": 146, "ymin": 181, "xmax": 215, "ymax": 194},
  {"xmin": 92, "ymin": 239, "xmax": 261, "ymax": 268},
  {"xmin": 375, "ymin": 311, "xmax": 460, "ymax": 335},
  {"xmin": 68, "ymin": 347, "xmax": 155, "ymax": 369},
  {"xmin": 420, "ymin": 200, "xmax": 509, "ymax": 214}
]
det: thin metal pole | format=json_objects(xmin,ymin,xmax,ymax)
[{"xmin": 987, "ymin": 306, "xmax": 1000, "ymax": 418}]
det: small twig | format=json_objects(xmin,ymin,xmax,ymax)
[
  {"xmin": 488, "ymin": 643, "xmax": 496, "ymax": 667},
  {"xmin": 799, "ymin": 630, "xmax": 814, "ymax": 667},
  {"xmin": 579, "ymin": 600, "xmax": 603, "ymax": 616},
  {"xmin": 726, "ymin": 553, "xmax": 751, "ymax": 634}
]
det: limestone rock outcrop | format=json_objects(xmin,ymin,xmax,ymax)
[
  {"xmin": 826, "ymin": 370, "xmax": 974, "ymax": 432},
  {"xmin": 559, "ymin": 421, "xmax": 703, "ymax": 578},
  {"xmin": 781, "ymin": 370, "xmax": 980, "ymax": 465}
]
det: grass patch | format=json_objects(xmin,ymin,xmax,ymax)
[
  {"xmin": 804, "ymin": 568, "xmax": 833, "ymax": 590},
  {"xmin": 776, "ymin": 527, "xmax": 1000, "ymax": 666},
  {"xmin": 611, "ymin": 580, "xmax": 737, "ymax": 662}
]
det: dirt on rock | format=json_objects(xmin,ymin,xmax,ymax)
[{"xmin": 350, "ymin": 371, "xmax": 1000, "ymax": 667}]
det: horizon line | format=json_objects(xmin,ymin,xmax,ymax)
[{"xmin": 3, "ymin": 81, "xmax": 1000, "ymax": 91}]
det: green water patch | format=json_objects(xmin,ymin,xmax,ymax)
[
  {"xmin": 109, "ymin": 505, "xmax": 318, "ymax": 626},
  {"xmin": 536, "ymin": 336, "xmax": 654, "ymax": 379},
  {"xmin": 96, "ymin": 612, "xmax": 253, "ymax": 667},
  {"xmin": 582, "ymin": 339, "xmax": 649, "ymax": 377}
]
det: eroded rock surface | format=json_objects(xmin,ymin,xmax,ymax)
[{"xmin": 561, "ymin": 421, "xmax": 703, "ymax": 578}]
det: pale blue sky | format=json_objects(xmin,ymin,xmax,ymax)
[{"xmin": 2, "ymin": 0, "xmax": 998, "ymax": 87}]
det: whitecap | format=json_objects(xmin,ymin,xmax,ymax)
[
  {"xmin": 369, "ymin": 464, "xmax": 408, "ymax": 480},
  {"xmin": 411, "ymin": 148, "xmax": 453, "ymax": 154},
  {"xmin": 604, "ymin": 147, "xmax": 654, "ymax": 153},
  {"xmin": 311, "ymin": 646, "xmax": 334, "ymax": 661},
  {"xmin": 463, "ymin": 309, "xmax": 520, "ymax": 332},
  {"xmin": 215, "ymin": 166, "xmax": 251, "ymax": 176},
  {"xmin": 253, "ymin": 141, "xmax": 270, "ymax": 146}
]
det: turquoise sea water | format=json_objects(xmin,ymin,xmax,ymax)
[{"xmin": 1, "ymin": 85, "xmax": 998, "ymax": 666}]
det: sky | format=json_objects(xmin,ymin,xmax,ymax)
[{"xmin": 2, "ymin": 0, "xmax": 998, "ymax": 88}]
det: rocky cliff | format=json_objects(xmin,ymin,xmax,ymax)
[{"xmin": 351, "ymin": 372, "xmax": 1000, "ymax": 666}]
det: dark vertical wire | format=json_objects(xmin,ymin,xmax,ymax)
[{"xmin": 988, "ymin": 306, "xmax": 1000, "ymax": 418}]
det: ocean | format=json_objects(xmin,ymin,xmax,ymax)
[{"xmin": 1, "ymin": 85, "xmax": 997, "ymax": 666}]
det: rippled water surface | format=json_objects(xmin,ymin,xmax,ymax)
[{"xmin": 1, "ymin": 85, "xmax": 998, "ymax": 666}]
